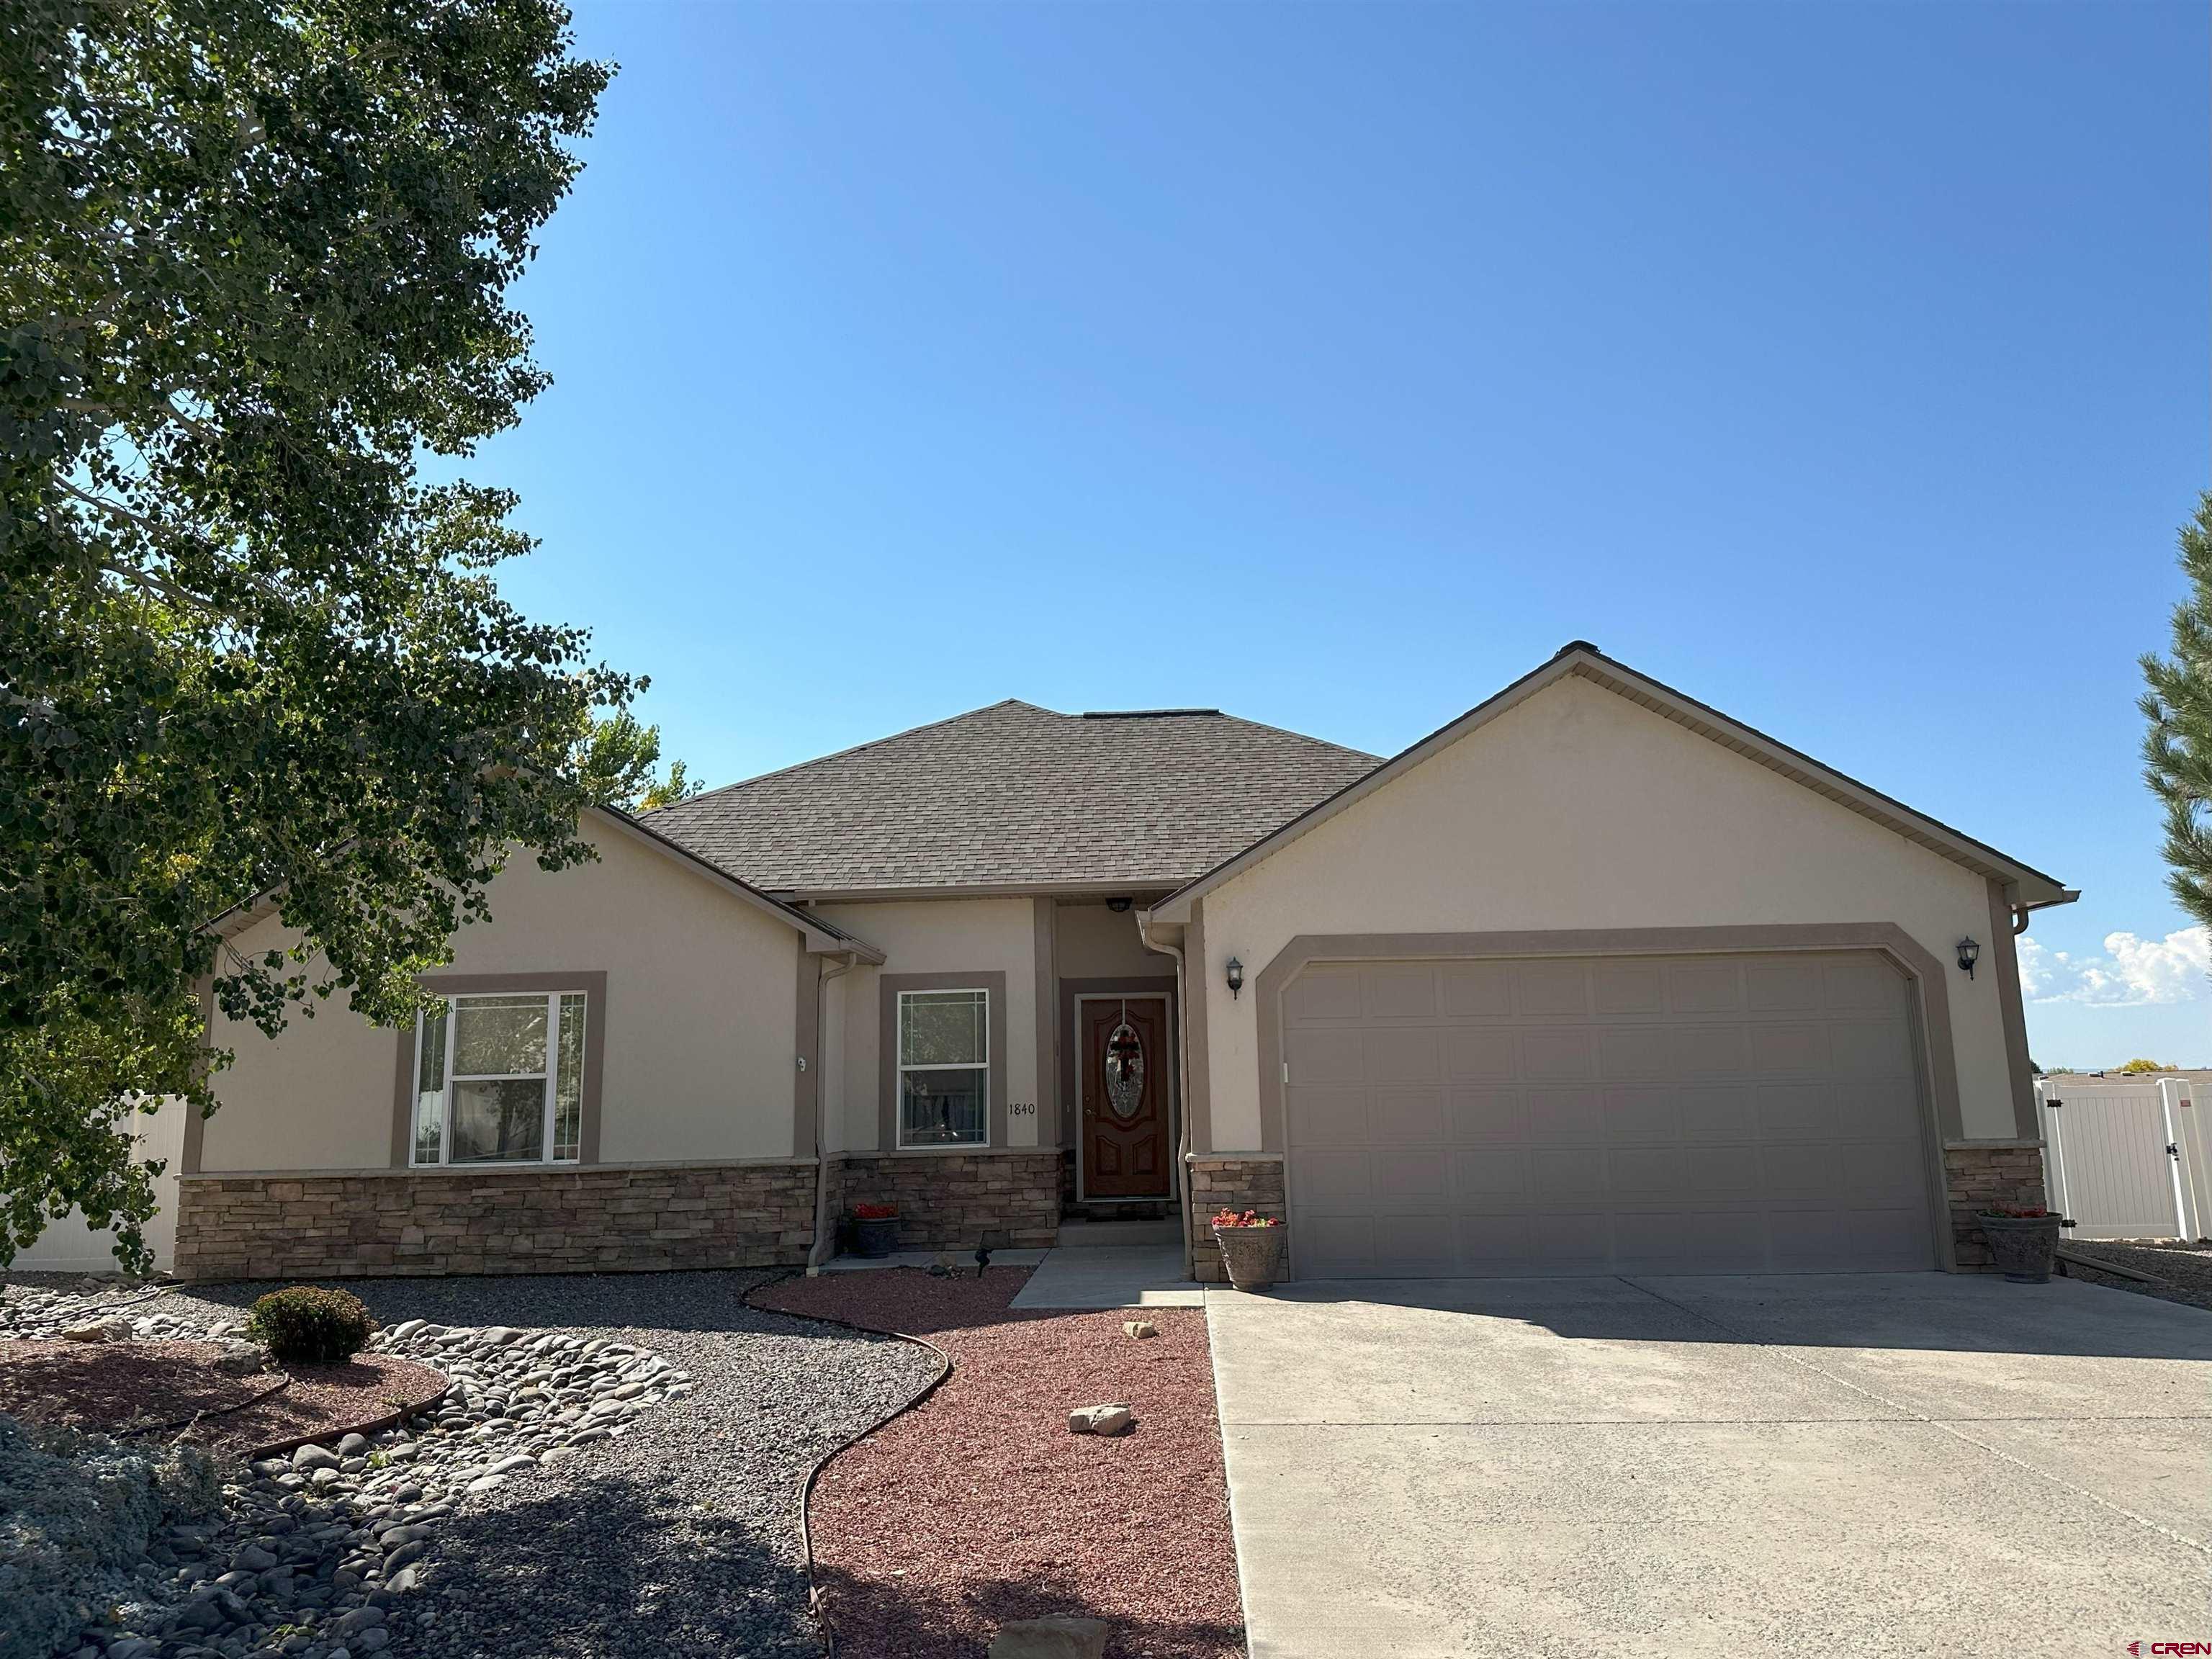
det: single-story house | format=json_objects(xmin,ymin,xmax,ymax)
[{"xmin": 174, "ymin": 643, "xmax": 2072, "ymax": 1283}]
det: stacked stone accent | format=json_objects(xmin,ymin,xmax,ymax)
[
  {"xmin": 1943, "ymin": 1143, "xmax": 2050, "ymax": 1270},
  {"xmin": 172, "ymin": 1162, "xmax": 819, "ymax": 1282},
  {"xmin": 1187, "ymin": 1156, "xmax": 1286, "ymax": 1284},
  {"xmin": 837, "ymin": 1151, "xmax": 1061, "ymax": 1250}
]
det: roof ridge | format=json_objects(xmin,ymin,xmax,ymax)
[{"xmin": 644, "ymin": 698, "xmax": 1060, "ymax": 817}]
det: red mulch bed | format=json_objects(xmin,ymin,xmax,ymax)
[
  {"xmin": 753, "ymin": 1267, "xmax": 1244, "ymax": 1659},
  {"xmin": 0, "ymin": 1340, "xmax": 447, "ymax": 1459}
]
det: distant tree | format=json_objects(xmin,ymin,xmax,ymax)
[
  {"xmin": 577, "ymin": 713, "xmax": 704, "ymax": 812},
  {"xmin": 2115, "ymin": 1057, "xmax": 2173, "ymax": 1075},
  {"xmin": 1, "ymin": 0, "xmax": 617, "ymax": 1269},
  {"xmin": 2142, "ymin": 493, "xmax": 2212, "ymax": 930}
]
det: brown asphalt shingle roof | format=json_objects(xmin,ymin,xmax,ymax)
[{"xmin": 642, "ymin": 700, "xmax": 1380, "ymax": 894}]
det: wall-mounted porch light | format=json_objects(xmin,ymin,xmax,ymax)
[
  {"xmin": 1106, "ymin": 896, "xmax": 1132, "ymax": 913},
  {"xmin": 1226, "ymin": 956, "xmax": 1244, "ymax": 999},
  {"xmin": 1956, "ymin": 936, "xmax": 1981, "ymax": 979}
]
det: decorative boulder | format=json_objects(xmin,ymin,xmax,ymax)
[
  {"xmin": 1066, "ymin": 1403, "xmax": 1133, "ymax": 1437},
  {"xmin": 1122, "ymin": 1320, "xmax": 1158, "ymax": 1339}
]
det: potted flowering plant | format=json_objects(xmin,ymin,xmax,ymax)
[
  {"xmin": 850, "ymin": 1202, "xmax": 900, "ymax": 1259},
  {"xmin": 1210, "ymin": 1208, "xmax": 1286, "ymax": 1290},
  {"xmin": 1977, "ymin": 1204, "xmax": 2062, "ymax": 1283}
]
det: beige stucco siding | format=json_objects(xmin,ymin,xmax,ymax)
[
  {"xmin": 200, "ymin": 824, "xmax": 804, "ymax": 1172},
  {"xmin": 1054, "ymin": 901, "xmax": 1176, "ymax": 979},
  {"xmin": 1194, "ymin": 673, "xmax": 2020, "ymax": 1150},
  {"xmin": 817, "ymin": 896, "xmax": 1041, "ymax": 1151}
]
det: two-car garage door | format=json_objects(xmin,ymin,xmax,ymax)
[{"xmin": 1282, "ymin": 951, "xmax": 1938, "ymax": 1277}]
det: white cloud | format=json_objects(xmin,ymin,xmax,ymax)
[{"xmin": 2018, "ymin": 926, "xmax": 2212, "ymax": 1007}]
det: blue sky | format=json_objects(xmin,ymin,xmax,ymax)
[{"xmin": 461, "ymin": 1, "xmax": 2207, "ymax": 1067}]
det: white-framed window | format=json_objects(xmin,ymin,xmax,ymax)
[
  {"xmin": 412, "ymin": 991, "xmax": 588, "ymax": 1166},
  {"xmin": 896, "ymin": 987, "xmax": 989, "ymax": 1148}
]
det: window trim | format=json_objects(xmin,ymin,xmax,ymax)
[
  {"xmin": 390, "ymin": 971, "xmax": 608, "ymax": 1169},
  {"xmin": 876, "ymin": 971, "xmax": 1008, "ymax": 1153},
  {"xmin": 894, "ymin": 986, "xmax": 992, "ymax": 1150}
]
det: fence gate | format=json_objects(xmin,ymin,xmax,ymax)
[{"xmin": 2038, "ymin": 1076, "xmax": 2206, "ymax": 1243}]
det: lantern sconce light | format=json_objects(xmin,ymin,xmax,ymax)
[
  {"xmin": 1956, "ymin": 937, "xmax": 1980, "ymax": 979},
  {"xmin": 1226, "ymin": 956, "xmax": 1244, "ymax": 999}
]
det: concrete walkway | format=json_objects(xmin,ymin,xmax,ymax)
[
  {"xmin": 1207, "ymin": 1273, "xmax": 2212, "ymax": 1658},
  {"xmin": 1008, "ymin": 1244, "xmax": 1202, "ymax": 1310}
]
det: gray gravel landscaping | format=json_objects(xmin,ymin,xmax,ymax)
[
  {"xmin": 2060, "ymin": 1240, "xmax": 2212, "ymax": 1314},
  {"xmin": 3, "ymin": 1271, "xmax": 941, "ymax": 1659}
]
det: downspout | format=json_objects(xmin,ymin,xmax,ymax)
[
  {"xmin": 805, "ymin": 951, "xmax": 858, "ymax": 1274},
  {"xmin": 1137, "ymin": 910, "xmax": 1197, "ymax": 1281}
]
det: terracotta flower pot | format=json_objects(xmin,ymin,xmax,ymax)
[
  {"xmin": 1979, "ymin": 1213, "xmax": 2062, "ymax": 1283},
  {"xmin": 1213, "ymin": 1225, "xmax": 1286, "ymax": 1291},
  {"xmin": 853, "ymin": 1215, "xmax": 900, "ymax": 1258}
]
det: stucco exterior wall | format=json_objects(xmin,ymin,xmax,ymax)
[
  {"xmin": 1054, "ymin": 901, "xmax": 1175, "ymax": 979},
  {"xmin": 199, "ymin": 823, "xmax": 804, "ymax": 1173},
  {"xmin": 1192, "ymin": 674, "xmax": 2023, "ymax": 1151},
  {"xmin": 816, "ymin": 896, "xmax": 1042, "ymax": 1151}
]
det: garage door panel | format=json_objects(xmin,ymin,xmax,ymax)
[
  {"xmin": 1678, "ymin": 1087, "xmax": 1758, "ymax": 1141},
  {"xmin": 1522, "ymin": 1028, "xmax": 1596, "ymax": 1080},
  {"xmin": 1616, "ymin": 1209, "xmax": 1768, "ymax": 1272},
  {"xmin": 1439, "ymin": 961, "xmax": 1512, "ymax": 1020},
  {"xmin": 1368, "ymin": 1087, "xmax": 1446, "ymax": 1143},
  {"xmin": 1665, "ymin": 1025, "xmax": 1748, "ymax": 1078},
  {"xmin": 1601, "ymin": 1085, "xmax": 1684, "ymax": 1143},
  {"xmin": 1371, "ymin": 1213, "xmax": 1457, "ymax": 1274},
  {"xmin": 1663, "ymin": 961, "xmax": 1744, "ymax": 1015},
  {"xmin": 1453, "ymin": 1147, "xmax": 1529, "ymax": 1197},
  {"xmin": 1364, "ymin": 1028, "xmax": 1440, "ymax": 1084},
  {"xmin": 1606, "ymin": 1145, "xmax": 1689, "ymax": 1196},
  {"xmin": 1362, "ymin": 963, "xmax": 1438, "ymax": 1021},
  {"xmin": 1748, "ymin": 1022, "xmax": 1832, "ymax": 1076},
  {"xmin": 1442, "ymin": 1028, "xmax": 1519, "ymax": 1080},
  {"xmin": 1529, "ymin": 1148, "xmax": 1608, "ymax": 1198},
  {"xmin": 1745, "ymin": 958, "xmax": 1824, "ymax": 1012},
  {"xmin": 1372, "ymin": 1150, "xmax": 1450, "ymax": 1205},
  {"xmin": 1526, "ymin": 1211, "xmax": 1615, "ymax": 1270},
  {"xmin": 1283, "ymin": 949, "xmax": 1936, "ymax": 1278},
  {"xmin": 1521, "ymin": 1087, "xmax": 1604, "ymax": 1142},
  {"xmin": 1678, "ymin": 1143, "xmax": 1765, "ymax": 1197},
  {"xmin": 1287, "ymin": 1085, "xmax": 1368, "ymax": 1148},
  {"xmin": 1593, "ymin": 961, "xmax": 1664, "ymax": 1014},
  {"xmin": 1824, "ymin": 958, "xmax": 1902, "ymax": 1010},
  {"xmin": 1283, "ymin": 966, "xmax": 1364, "ymax": 1024},
  {"xmin": 1831, "ymin": 1019, "xmax": 1912, "ymax": 1078},
  {"xmin": 1287, "ymin": 1028, "xmax": 1366, "ymax": 1084},
  {"xmin": 1513, "ymin": 961, "xmax": 1590, "ymax": 1017},
  {"xmin": 1444, "ymin": 1087, "xmax": 1527, "ymax": 1144},
  {"xmin": 1458, "ymin": 1212, "xmax": 1537, "ymax": 1269}
]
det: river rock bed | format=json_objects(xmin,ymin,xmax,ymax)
[
  {"xmin": 4, "ymin": 1272, "xmax": 943, "ymax": 1659},
  {"xmin": 5, "ymin": 1287, "xmax": 684, "ymax": 1659}
]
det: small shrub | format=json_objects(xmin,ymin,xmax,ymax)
[
  {"xmin": 246, "ymin": 1285, "xmax": 375, "ymax": 1365},
  {"xmin": 850, "ymin": 1202, "xmax": 898, "ymax": 1220},
  {"xmin": 1210, "ymin": 1208, "xmax": 1280, "ymax": 1228}
]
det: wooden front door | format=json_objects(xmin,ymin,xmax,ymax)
[{"xmin": 1079, "ymin": 994, "xmax": 1173, "ymax": 1199}]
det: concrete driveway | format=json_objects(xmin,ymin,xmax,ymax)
[{"xmin": 1206, "ymin": 1274, "xmax": 2212, "ymax": 1658}]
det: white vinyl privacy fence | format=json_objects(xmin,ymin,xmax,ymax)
[{"xmin": 2038, "ymin": 1076, "xmax": 2211, "ymax": 1244}]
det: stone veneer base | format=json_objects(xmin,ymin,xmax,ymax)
[
  {"xmin": 837, "ymin": 1151, "xmax": 1061, "ymax": 1251},
  {"xmin": 1943, "ymin": 1142, "xmax": 2051, "ymax": 1272},
  {"xmin": 173, "ymin": 1162, "xmax": 819, "ymax": 1282},
  {"xmin": 1187, "ymin": 1156, "xmax": 1286, "ymax": 1285}
]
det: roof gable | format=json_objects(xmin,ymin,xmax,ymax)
[
  {"xmin": 1148, "ymin": 644, "xmax": 2074, "ymax": 922},
  {"xmin": 643, "ymin": 700, "xmax": 1377, "ymax": 896}
]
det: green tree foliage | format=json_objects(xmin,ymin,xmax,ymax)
[
  {"xmin": 2143, "ymin": 494, "xmax": 2212, "ymax": 930},
  {"xmin": 576, "ymin": 712, "xmax": 704, "ymax": 812},
  {"xmin": 1, "ymin": 0, "xmax": 619, "ymax": 1268}
]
